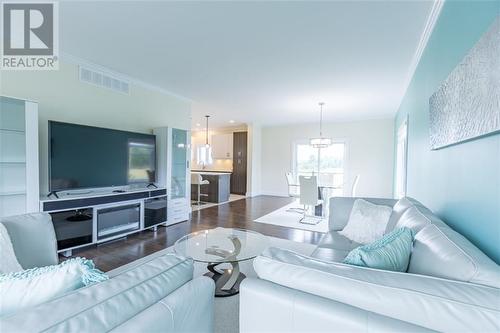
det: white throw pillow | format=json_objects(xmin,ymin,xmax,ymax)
[
  {"xmin": 0, "ymin": 257, "xmax": 108, "ymax": 316},
  {"xmin": 0, "ymin": 223, "xmax": 23, "ymax": 274},
  {"xmin": 339, "ymin": 199, "xmax": 393, "ymax": 244}
]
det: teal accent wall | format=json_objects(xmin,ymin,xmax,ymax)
[{"xmin": 395, "ymin": 1, "xmax": 500, "ymax": 263}]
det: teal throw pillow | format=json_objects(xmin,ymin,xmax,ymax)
[{"xmin": 343, "ymin": 227, "xmax": 414, "ymax": 272}]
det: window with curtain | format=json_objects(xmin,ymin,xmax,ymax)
[{"xmin": 293, "ymin": 141, "xmax": 346, "ymax": 195}]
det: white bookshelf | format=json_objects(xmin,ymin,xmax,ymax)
[{"xmin": 0, "ymin": 96, "xmax": 39, "ymax": 217}]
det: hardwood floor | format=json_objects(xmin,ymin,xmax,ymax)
[{"xmin": 64, "ymin": 195, "xmax": 325, "ymax": 272}]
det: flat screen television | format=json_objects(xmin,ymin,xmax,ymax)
[{"xmin": 49, "ymin": 121, "xmax": 156, "ymax": 192}]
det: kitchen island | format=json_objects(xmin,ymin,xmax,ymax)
[{"xmin": 191, "ymin": 171, "xmax": 231, "ymax": 203}]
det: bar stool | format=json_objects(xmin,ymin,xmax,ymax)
[{"xmin": 191, "ymin": 173, "xmax": 210, "ymax": 205}]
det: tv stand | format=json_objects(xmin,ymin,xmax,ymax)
[
  {"xmin": 48, "ymin": 191, "xmax": 59, "ymax": 199},
  {"xmin": 40, "ymin": 187, "xmax": 169, "ymax": 256},
  {"xmin": 146, "ymin": 183, "xmax": 158, "ymax": 189}
]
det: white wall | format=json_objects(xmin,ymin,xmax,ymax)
[
  {"xmin": 247, "ymin": 123, "xmax": 262, "ymax": 197},
  {"xmin": 261, "ymin": 119, "xmax": 394, "ymax": 198},
  {"xmin": 0, "ymin": 61, "xmax": 191, "ymax": 194}
]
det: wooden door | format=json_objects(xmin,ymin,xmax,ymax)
[{"xmin": 231, "ymin": 132, "xmax": 247, "ymax": 195}]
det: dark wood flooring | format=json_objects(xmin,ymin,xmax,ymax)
[{"xmin": 64, "ymin": 196, "xmax": 325, "ymax": 272}]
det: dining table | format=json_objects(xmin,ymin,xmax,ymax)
[{"xmin": 288, "ymin": 182, "xmax": 342, "ymax": 217}]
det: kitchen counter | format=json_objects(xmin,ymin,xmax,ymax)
[
  {"xmin": 191, "ymin": 170, "xmax": 232, "ymax": 175},
  {"xmin": 191, "ymin": 172, "xmax": 231, "ymax": 203}
]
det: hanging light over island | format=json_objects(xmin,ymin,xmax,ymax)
[{"xmin": 197, "ymin": 115, "xmax": 213, "ymax": 166}]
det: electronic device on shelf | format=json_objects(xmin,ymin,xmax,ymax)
[
  {"xmin": 66, "ymin": 209, "xmax": 93, "ymax": 222},
  {"xmin": 48, "ymin": 121, "xmax": 157, "ymax": 197}
]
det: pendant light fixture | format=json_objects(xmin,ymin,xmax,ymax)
[
  {"xmin": 197, "ymin": 115, "xmax": 213, "ymax": 166},
  {"xmin": 310, "ymin": 102, "xmax": 332, "ymax": 148},
  {"xmin": 204, "ymin": 115, "xmax": 210, "ymax": 148}
]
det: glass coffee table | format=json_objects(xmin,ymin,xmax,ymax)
[{"xmin": 174, "ymin": 227, "xmax": 269, "ymax": 297}]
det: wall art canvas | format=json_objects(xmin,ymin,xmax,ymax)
[{"xmin": 429, "ymin": 17, "xmax": 500, "ymax": 150}]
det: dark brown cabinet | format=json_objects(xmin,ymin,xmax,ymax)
[{"xmin": 231, "ymin": 132, "xmax": 248, "ymax": 195}]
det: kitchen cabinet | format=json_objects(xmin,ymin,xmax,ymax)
[
  {"xmin": 231, "ymin": 132, "xmax": 247, "ymax": 195},
  {"xmin": 211, "ymin": 134, "xmax": 233, "ymax": 159}
]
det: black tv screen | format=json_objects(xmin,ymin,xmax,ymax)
[{"xmin": 49, "ymin": 121, "xmax": 156, "ymax": 192}]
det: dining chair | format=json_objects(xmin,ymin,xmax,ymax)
[
  {"xmin": 285, "ymin": 172, "xmax": 303, "ymax": 213},
  {"xmin": 350, "ymin": 175, "xmax": 360, "ymax": 197},
  {"xmin": 299, "ymin": 175, "xmax": 323, "ymax": 224},
  {"xmin": 191, "ymin": 173, "xmax": 210, "ymax": 205},
  {"xmin": 285, "ymin": 172, "xmax": 299, "ymax": 197}
]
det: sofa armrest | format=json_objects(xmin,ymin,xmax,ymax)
[
  {"xmin": 240, "ymin": 278, "xmax": 434, "ymax": 333},
  {"xmin": 329, "ymin": 197, "xmax": 397, "ymax": 231},
  {"xmin": 110, "ymin": 276, "xmax": 215, "ymax": 333},
  {"xmin": 0, "ymin": 254, "xmax": 196, "ymax": 332},
  {"xmin": 254, "ymin": 247, "xmax": 500, "ymax": 333},
  {"xmin": 0, "ymin": 213, "xmax": 58, "ymax": 269}
]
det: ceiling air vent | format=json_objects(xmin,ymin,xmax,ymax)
[{"xmin": 79, "ymin": 66, "xmax": 130, "ymax": 95}]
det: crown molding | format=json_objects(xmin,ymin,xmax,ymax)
[
  {"xmin": 396, "ymin": 0, "xmax": 445, "ymax": 114},
  {"xmin": 191, "ymin": 124, "xmax": 248, "ymax": 132},
  {"xmin": 59, "ymin": 52, "xmax": 193, "ymax": 103}
]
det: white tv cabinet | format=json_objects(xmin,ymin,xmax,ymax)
[{"xmin": 39, "ymin": 187, "xmax": 167, "ymax": 256}]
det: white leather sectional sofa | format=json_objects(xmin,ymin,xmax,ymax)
[
  {"xmin": 240, "ymin": 197, "xmax": 500, "ymax": 332},
  {"xmin": 0, "ymin": 213, "xmax": 215, "ymax": 332}
]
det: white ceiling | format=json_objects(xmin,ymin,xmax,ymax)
[{"xmin": 60, "ymin": 1, "xmax": 434, "ymax": 128}]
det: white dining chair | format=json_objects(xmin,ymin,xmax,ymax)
[
  {"xmin": 299, "ymin": 176, "xmax": 323, "ymax": 224},
  {"xmin": 285, "ymin": 172, "xmax": 299, "ymax": 197},
  {"xmin": 285, "ymin": 172, "xmax": 304, "ymax": 213},
  {"xmin": 191, "ymin": 173, "xmax": 210, "ymax": 205},
  {"xmin": 350, "ymin": 175, "xmax": 360, "ymax": 197}
]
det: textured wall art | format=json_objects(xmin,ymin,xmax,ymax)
[{"xmin": 429, "ymin": 17, "xmax": 500, "ymax": 150}]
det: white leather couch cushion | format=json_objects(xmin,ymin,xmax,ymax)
[
  {"xmin": 0, "ymin": 223, "xmax": 22, "ymax": 273},
  {"xmin": 254, "ymin": 247, "xmax": 500, "ymax": 333},
  {"xmin": 0, "ymin": 213, "xmax": 58, "ymax": 269},
  {"xmin": 409, "ymin": 224, "xmax": 500, "ymax": 288},
  {"xmin": 384, "ymin": 197, "xmax": 414, "ymax": 233},
  {"xmin": 395, "ymin": 206, "xmax": 431, "ymax": 233},
  {"xmin": 311, "ymin": 231, "xmax": 361, "ymax": 262}
]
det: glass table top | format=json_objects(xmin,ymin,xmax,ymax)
[{"xmin": 174, "ymin": 227, "xmax": 269, "ymax": 263}]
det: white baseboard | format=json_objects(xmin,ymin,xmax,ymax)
[
  {"xmin": 258, "ymin": 191, "xmax": 289, "ymax": 198},
  {"xmin": 246, "ymin": 191, "xmax": 263, "ymax": 197}
]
